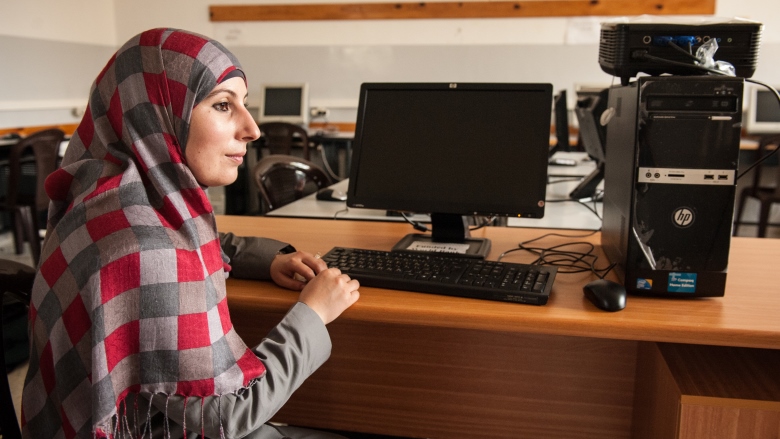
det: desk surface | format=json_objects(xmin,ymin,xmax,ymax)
[{"xmin": 217, "ymin": 215, "xmax": 780, "ymax": 350}]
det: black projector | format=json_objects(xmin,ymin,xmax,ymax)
[{"xmin": 598, "ymin": 18, "xmax": 762, "ymax": 85}]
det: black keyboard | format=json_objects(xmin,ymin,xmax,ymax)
[{"xmin": 322, "ymin": 247, "xmax": 557, "ymax": 305}]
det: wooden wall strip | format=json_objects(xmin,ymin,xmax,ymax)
[
  {"xmin": 0, "ymin": 124, "xmax": 78, "ymax": 138},
  {"xmin": 210, "ymin": 0, "xmax": 716, "ymax": 22}
]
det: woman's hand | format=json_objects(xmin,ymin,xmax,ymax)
[
  {"xmin": 270, "ymin": 251, "xmax": 360, "ymax": 324},
  {"xmin": 299, "ymin": 268, "xmax": 360, "ymax": 324},
  {"xmin": 270, "ymin": 251, "xmax": 327, "ymax": 290}
]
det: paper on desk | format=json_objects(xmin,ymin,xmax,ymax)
[{"xmin": 405, "ymin": 242, "xmax": 471, "ymax": 254}]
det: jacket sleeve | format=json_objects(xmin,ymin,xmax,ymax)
[
  {"xmin": 146, "ymin": 302, "xmax": 331, "ymax": 438},
  {"xmin": 219, "ymin": 232, "xmax": 291, "ymax": 280}
]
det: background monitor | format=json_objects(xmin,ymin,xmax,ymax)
[
  {"xmin": 569, "ymin": 87, "xmax": 610, "ymax": 200},
  {"xmin": 744, "ymin": 85, "xmax": 780, "ymax": 135},
  {"xmin": 550, "ymin": 89, "xmax": 570, "ymax": 154},
  {"xmin": 347, "ymin": 82, "xmax": 553, "ymax": 257},
  {"xmin": 259, "ymin": 83, "xmax": 309, "ymax": 125}
]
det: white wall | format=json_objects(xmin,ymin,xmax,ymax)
[
  {"xmin": 0, "ymin": 0, "xmax": 115, "ymax": 44},
  {"xmin": 1, "ymin": 0, "xmax": 779, "ymax": 128},
  {"xmin": 0, "ymin": 0, "xmax": 117, "ymax": 127}
]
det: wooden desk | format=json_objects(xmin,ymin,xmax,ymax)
[{"xmin": 216, "ymin": 216, "xmax": 780, "ymax": 439}]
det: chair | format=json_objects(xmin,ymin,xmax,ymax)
[
  {"xmin": 1, "ymin": 259, "xmax": 35, "ymax": 439},
  {"xmin": 253, "ymin": 155, "xmax": 333, "ymax": 214},
  {"xmin": 0, "ymin": 128, "xmax": 65, "ymax": 265},
  {"xmin": 733, "ymin": 134, "xmax": 780, "ymax": 237},
  {"xmin": 257, "ymin": 122, "xmax": 312, "ymax": 160}
]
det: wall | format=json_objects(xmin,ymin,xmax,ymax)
[
  {"xmin": 0, "ymin": 0, "xmax": 117, "ymax": 128},
  {"xmin": 1, "ymin": 0, "xmax": 779, "ymax": 128}
]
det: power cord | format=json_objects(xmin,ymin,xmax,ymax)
[{"xmin": 497, "ymin": 230, "xmax": 617, "ymax": 279}]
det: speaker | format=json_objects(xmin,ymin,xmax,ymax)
[{"xmin": 601, "ymin": 76, "xmax": 743, "ymax": 297}]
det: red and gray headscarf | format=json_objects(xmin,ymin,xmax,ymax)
[{"xmin": 21, "ymin": 28, "xmax": 266, "ymax": 438}]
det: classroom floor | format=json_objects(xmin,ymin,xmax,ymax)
[{"xmin": 3, "ymin": 181, "xmax": 779, "ymax": 434}]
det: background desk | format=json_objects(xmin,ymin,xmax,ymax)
[
  {"xmin": 217, "ymin": 216, "xmax": 780, "ymax": 439},
  {"xmin": 267, "ymin": 151, "xmax": 603, "ymax": 230}
]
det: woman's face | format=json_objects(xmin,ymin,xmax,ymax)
[{"xmin": 186, "ymin": 76, "xmax": 261, "ymax": 187}]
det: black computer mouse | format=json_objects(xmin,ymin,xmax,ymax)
[
  {"xmin": 316, "ymin": 188, "xmax": 347, "ymax": 202},
  {"xmin": 582, "ymin": 279, "xmax": 627, "ymax": 312}
]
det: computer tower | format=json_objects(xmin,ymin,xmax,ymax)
[{"xmin": 601, "ymin": 76, "xmax": 743, "ymax": 297}]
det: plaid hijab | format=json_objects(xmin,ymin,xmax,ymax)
[{"xmin": 21, "ymin": 28, "xmax": 266, "ymax": 437}]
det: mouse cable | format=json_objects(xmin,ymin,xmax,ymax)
[
  {"xmin": 505, "ymin": 240, "xmax": 617, "ymax": 279},
  {"xmin": 332, "ymin": 207, "xmax": 350, "ymax": 220},
  {"xmin": 497, "ymin": 231, "xmax": 616, "ymax": 279}
]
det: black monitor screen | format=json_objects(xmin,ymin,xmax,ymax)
[
  {"xmin": 348, "ymin": 83, "xmax": 552, "ymax": 226},
  {"xmin": 263, "ymin": 87, "xmax": 303, "ymax": 116}
]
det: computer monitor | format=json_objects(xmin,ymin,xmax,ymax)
[
  {"xmin": 744, "ymin": 85, "xmax": 780, "ymax": 135},
  {"xmin": 569, "ymin": 87, "xmax": 609, "ymax": 200},
  {"xmin": 258, "ymin": 83, "xmax": 309, "ymax": 125},
  {"xmin": 550, "ymin": 90, "xmax": 570, "ymax": 154},
  {"xmin": 347, "ymin": 82, "xmax": 553, "ymax": 258}
]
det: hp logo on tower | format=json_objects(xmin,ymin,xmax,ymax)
[{"xmin": 672, "ymin": 207, "xmax": 695, "ymax": 228}]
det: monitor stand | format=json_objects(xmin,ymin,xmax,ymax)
[
  {"xmin": 569, "ymin": 162, "xmax": 605, "ymax": 200},
  {"xmin": 391, "ymin": 213, "xmax": 491, "ymax": 259}
]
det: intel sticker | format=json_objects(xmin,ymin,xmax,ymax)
[
  {"xmin": 636, "ymin": 279, "xmax": 653, "ymax": 290},
  {"xmin": 668, "ymin": 272, "xmax": 697, "ymax": 293}
]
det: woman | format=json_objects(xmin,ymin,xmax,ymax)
[{"xmin": 21, "ymin": 28, "xmax": 360, "ymax": 438}]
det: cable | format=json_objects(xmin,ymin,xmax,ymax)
[
  {"xmin": 497, "ymin": 230, "xmax": 616, "ymax": 279},
  {"xmin": 470, "ymin": 216, "xmax": 497, "ymax": 231},
  {"xmin": 667, "ymin": 40, "xmax": 700, "ymax": 62},
  {"xmin": 638, "ymin": 52, "xmax": 728, "ymax": 76},
  {"xmin": 333, "ymin": 207, "xmax": 350, "ymax": 219},
  {"xmin": 400, "ymin": 212, "xmax": 429, "ymax": 232},
  {"xmin": 547, "ymin": 177, "xmax": 583, "ymax": 185},
  {"xmin": 316, "ymin": 144, "xmax": 343, "ymax": 182},
  {"xmin": 576, "ymin": 194, "xmax": 603, "ymax": 220},
  {"xmin": 545, "ymin": 193, "xmax": 603, "ymax": 221}
]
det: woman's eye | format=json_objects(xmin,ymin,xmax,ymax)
[{"xmin": 213, "ymin": 102, "xmax": 230, "ymax": 112}]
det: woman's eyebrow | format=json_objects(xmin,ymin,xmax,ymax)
[{"xmin": 204, "ymin": 87, "xmax": 247, "ymax": 101}]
